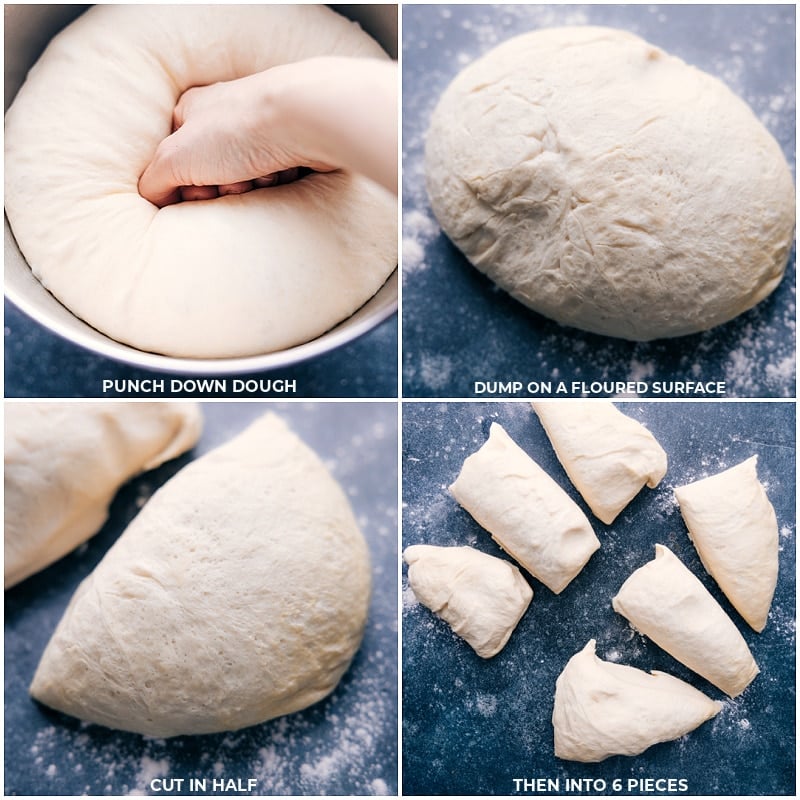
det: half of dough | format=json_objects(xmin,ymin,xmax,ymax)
[
  {"xmin": 674, "ymin": 456, "xmax": 778, "ymax": 632},
  {"xmin": 532, "ymin": 401, "xmax": 667, "ymax": 524},
  {"xmin": 4, "ymin": 402, "xmax": 202, "ymax": 589},
  {"xmin": 449, "ymin": 422, "xmax": 599, "ymax": 593},
  {"xmin": 612, "ymin": 545, "xmax": 758, "ymax": 697},
  {"xmin": 553, "ymin": 639, "xmax": 722, "ymax": 762},
  {"xmin": 404, "ymin": 544, "xmax": 532, "ymax": 658},
  {"xmin": 30, "ymin": 413, "xmax": 371, "ymax": 737}
]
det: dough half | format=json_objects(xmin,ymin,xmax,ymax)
[
  {"xmin": 532, "ymin": 401, "xmax": 667, "ymax": 524},
  {"xmin": 5, "ymin": 5, "xmax": 397, "ymax": 357},
  {"xmin": 30, "ymin": 413, "xmax": 371, "ymax": 737},
  {"xmin": 404, "ymin": 544, "xmax": 532, "ymax": 658},
  {"xmin": 612, "ymin": 545, "xmax": 758, "ymax": 697},
  {"xmin": 425, "ymin": 26, "xmax": 794, "ymax": 340},
  {"xmin": 674, "ymin": 456, "xmax": 778, "ymax": 632},
  {"xmin": 553, "ymin": 639, "xmax": 722, "ymax": 762},
  {"xmin": 4, "ymin": 402, "xmax": 201, "ymax": 589},
  {"xmin": 449, "ymin": 422, "xmax": 599, "ymax": 593}
]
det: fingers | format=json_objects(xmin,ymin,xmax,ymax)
[{"xmin": 218, "ymin": 180, "xmax": 254, "ymax": 196}]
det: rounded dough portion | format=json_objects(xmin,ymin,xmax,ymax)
[
  {"xmin": 4, "ymin": 5, "xmax": 397, "ymax": 358},
  {"xmin": 425, "ymin": 26, "xmax": 795, "ymax": 341},
  {"xmin": 30, "ymin": 413, "xmax": 371, "ymax": 737}
]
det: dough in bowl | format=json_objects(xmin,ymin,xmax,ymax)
[
  {"xmin": 425, "ymin": 26, "xmax": 795, "ymax": 341},
  {"xmin": 30, "ymin": 413, "xmax": 371, "ymax": 736},
  {"xmin": 5, "ymin": 5, "xmax": 397, "ymax": 358}
]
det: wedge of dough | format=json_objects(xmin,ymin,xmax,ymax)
[
  {"xmin": 4, "ymin": 402, "xmax": 202, "ymax": 589},
  {"xmin": 449, "ymin": 422, "xmax": 599, "ymax": 593},
  {"xmin": 553, "ymin": 639, "xmax": 722, "ymax": 762},
  {"xmin": 531, "ymin": 401, "xmax": 667, "ymax": 524},
  {"xmin": 612, "ymin": 545, "xmax": 758, "ymax": 697},
  {"xmin": 30, "ymin": 413, "xmax": 371, "ymax": 737},
  {"xmin": 675, "ymin": 456, "xmax": 778, "ymax": 632},
  {"xmin": 404, "ymin": 544, "xmax": 532, "ymax": 658}
]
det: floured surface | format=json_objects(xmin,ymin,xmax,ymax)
[
  {"xmin": 5, "ymin": 403, "xmax": 398, "ymax": 795},
  {"xmin": 402, "ymin": 4, "xmax": 795, "ymax": 397},
  {"xmin": 402, "ymin": 401, "xmax": 794, "ymax": 794}
]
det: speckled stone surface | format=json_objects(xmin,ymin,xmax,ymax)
[
  {"xmin": 5, "ymin": 402, "xmax": 398, "ymax": 796},
  {"xmin": 402, "ymin": 401, "xmax": 795, "ymax": 795},
  {"xmin": 402, "ymin": 4, "xmax": 796, "ymax": 399},
  {"xmin": 4, "ymin": 300, "xmax": 398, "ymax": 399}
]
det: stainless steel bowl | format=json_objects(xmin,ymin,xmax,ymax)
[{"xmin": 4, "ymin": 4, "xmax": 398, "ymax": 374}]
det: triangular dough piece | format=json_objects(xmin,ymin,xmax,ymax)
[
  {"xmin": 30, "ymin": 413, "xmax": 371, "ymax": 737},
  {"xmin": 532, "ymin": 401, "xmax": 667, "ymax": 524},
  {"xmin": 404, "ymin": 544, "xmax": 532, "ymax": 658},
  {"xmin": 5, "ymin": 402, "xmax": 202, "ymax": 588},
  {"xmin": 553, "ymin": 639, "xmax": 722, "ymax": 762},
  {"xmin": 674, "ymin": 456, "xmax": 778, "ymax": 632},
  {"xmin": 449, "ymin": 422, "xmax": 599, "ymax": 593},
  {"xmin": 612, "ymin": 545, "xmax": 758, "ymax": 696}
]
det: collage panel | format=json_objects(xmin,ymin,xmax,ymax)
[
  {"xmin": 402, "ymin": 400, "xmax": 795, "ymax": 795},
  {"xmin": 402, "ymin": 4, "xmax": 795, "ymax": 399},
  {"xmin": 5, "ymin": 401, "xmax": 398, "ymax": 795},
  {"xmin": 5, "ymin": 4, "xmax": 399, "ymax": 400}
]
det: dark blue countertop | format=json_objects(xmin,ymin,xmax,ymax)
[
  {"xmin": 4, "ymin": 300, "xmax": 398, "ymax": 399},
  {"xmin": 5, "ymin": 402, "xmax": 398, "ymax": 796},
  {"xmin": 402, "ymin": 401, "xmax": 795, "ymax": 795},
  {"xmin": 401, "ymin": 4, "xmax": 796, "ymax": 399}
]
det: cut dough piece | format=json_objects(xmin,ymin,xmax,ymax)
[
  {"xmin": 449, "ymin": 422, "xmax": 599, "ymax": 593},
  {"xmin": 553, "ymin": 639, "xmax": 722, "ymax": 762},
  {"xmin": 675, "ymin": 457, "xmax": 778, "ymax": 632},
  {"xmin": 531, "ymin": 401, "xmax": 667, "ymax": 524},
  {"xmin": 30, "ymin": 413, "xmax": 371, "ymax": 737},
  {"xmin": 403, "ymin": 544, "xmax": 532, "ymax": 658},
  {"xmin": 5, "ymin": 5, "xmax": 396, "ymax": 357},
  {"xmin": 4, "ymin": 402, "xmax": 202, "ymax": 589},
  {"xmin": 425, "ymin": 26, "xmax": 795, "ymax": 340},
  {"xmin": 612, "ymin": 545, "xmax": 758, "ymax": 697}
]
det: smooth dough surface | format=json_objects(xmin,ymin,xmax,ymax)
[
  {"xmin": 404, "ymin": 544, "xmax": 532, "ymax": 658},
  {"xmin": 612, "ymin": 545, "xmax": 758, "ymax": 697},
  {"xmin": 30, "ymin": 413, "xmax": 371, "ymax": 737},
  {"xmin": 675, "ymin": 457, "xmax": 778, "ymax": 632},
  {"xmin": 532, "ymin": 401, "xmax": 667, "ymax": 524},
  {"xmin": 5, "ymin": 5, "xmax": 397, "ymax": 358},
  {"xmin": 553, "ymin": 639, "xmax": 721, "ymax": 762},
  {"xmin": 4, "ymin": 402, "xmax": 201, "ymax": 589},
  {"xmin": 449, "ymin": 422, "xmax": 599, "ymax": 593},
  {"xmin": 425, "ymin": 26, "xmax": 795, "ymax": 341}
]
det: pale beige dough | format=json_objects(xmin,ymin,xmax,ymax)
[
  {"xmin": 5, "ymin": 5, "xmax": 397, "ymax": 358},
  {"xmin": 404, "ymin": 544, "xmax": 532, "ymax": 658},
  {"xmin": 553, "ymin": 639, "xmax": 722, "ymax": 762},
  {"xmin": 4, "ymin": 402, "xmax": 201, "ymax": 589},
  {"xmin": 449, "ymin": 422, "xmax": 599, "ymax": 593},
  {"xmin": 612, "ymin": 545, "xmax": 758, "ymax": 697},
  {"xmin": 531, "ymin": 401, "xmax": 667, "ymax": 524},
  {"xmin": 425, "ymin": 26, "xmax": 795, "ymax": 340},
  {"xmin": 30, "ymin": 413, "xmax": 371, "ymax": 737},
  {"xmin": 675, "ymin": 457, "xmax": 778, "ymax": 632}
]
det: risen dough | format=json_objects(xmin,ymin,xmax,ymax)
[
  {"xmin": 4, "ymin": 403, "xmax": 201, "ymax": 589},
  {"xmin": 449, "ymin": 422, "xmax": 599, "ymax": 593},
  {"xmin": 30, "ymin": 413, "xmax": 371, "ymax": 736},
  {"xmin": 553, "ymin": 639, "xmax": 721, "ymax": 762},
  {"xmin": 5, "ymin": 5, "xmax": 397, "ymax": 358},
  {"xmin": 531, "ymin": 401, "xmax": 667, "ymax": 524},
  {"xmin": 612, "ymin": 545, "xmax": 758, "ymax": 697},
  {"xmin": 425, "ymin": 26, "xmax": 795, "ymax": 340},
  {"xmin": 404, "ymin": 544, "xmax": 532, "ymax": 658},
  {"xmin": 675, "ymin": 457, "xmax": 778, "ymax": 632}
]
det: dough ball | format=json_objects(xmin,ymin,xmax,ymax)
[
  {"xmin": 5, "ymin": 5, "xmax": 397, "ymax": 358},
  {"xmin": 30, "ymin": 413, "xmax": 371, "ymax": 737},
  {"xmin": 4, "ymin": 402, "xmax": 202, "ymax": 589},
  {"xmin": 425, "ymin": 26, "xmax": 795, "ymax": 341}
]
